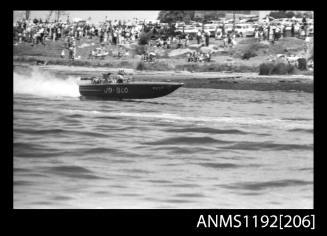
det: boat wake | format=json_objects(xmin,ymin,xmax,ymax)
[
  {"xmin": 37, "ymin": 107, "xmax": 311, "ymax": 130},
  {"xmin": 14, "ymin": 68, "xmax": 80, "ymax": 98}
]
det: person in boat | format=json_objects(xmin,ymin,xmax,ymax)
[
  {"xmin": 148, "ymin": 52, "xmax": 156, "ymax": 62},
  {"xmin": 102, "ymin": 73, "xmax": 112, "ymax": 83},
  {"xmin": 92, "ymin": 77, "xmax": 100, "ymax": 84},
  {"xmin": 116, "ymin": 69, "xmax": 125, "ymax": 83}
]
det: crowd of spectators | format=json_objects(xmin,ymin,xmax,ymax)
[
  {"xmin": 13, "ymin": 18, "xmax": 143, "ymax": 45},
  {"xmin": 251, "ymin": 18, "xmax": 311, "ymax": 44},
  {"xmin": 220, "ymin": 15, "xmax": 312, "ymax": 45},
  {"xmin": 13, "ymin": 15, "xmax": 313, "ymax": 46},
  {"xmin": 13, "ymin": 17, "xmax": 174, "ymax": 60},
  {"xmin": 187, "ymin": 51, "xmax": 211, "ymax": 62},
  {"xmin": 13, "ymin": 15, "xmax": 313, "ymax": 63},
  {"xmin": 143, "ymin": 52, "xmax": 156, "ymax": 62}
]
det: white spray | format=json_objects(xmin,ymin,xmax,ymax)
[{"xmin": 13, "ymin": 67, "xmax": 80, "ymax": 98}]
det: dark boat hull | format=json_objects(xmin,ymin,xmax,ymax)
[{"xmin": 79, "ymin": 82, "xmax": 183, "ymax": 99}]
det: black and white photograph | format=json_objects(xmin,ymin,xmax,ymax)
[{"xmin": 13, "ymin": 10, "xmax": 313, "ymax": 209}]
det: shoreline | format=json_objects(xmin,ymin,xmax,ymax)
[{"xmin": 14, "ymin": 62, "xmax": 313, "ymax": 93}]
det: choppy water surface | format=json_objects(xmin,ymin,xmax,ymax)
[{"xmin": 13, "ymin": 69, "xmax": 313, "ymax": 209}]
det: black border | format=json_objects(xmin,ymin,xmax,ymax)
[{"xmin": 8, "ymin": 2, "xmax": 324, "ymax": 234}]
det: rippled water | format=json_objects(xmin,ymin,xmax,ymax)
[{"xmin": 13, "ymin": 70, "xmax": 313, "ymax": 209}]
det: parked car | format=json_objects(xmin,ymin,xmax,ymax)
[
  {"xmin": 175, "ymin": 27, "xmax": 184, "ymax": 33},
  {"xmin": 192, "ymin": 22, "xmax": 203, "ymax": 28},
  {"xmin": 224, "ymin": 19, "xmax": 234, "ymax": 24},
  {"xmin": 183, "ymin": 25, "xmax": 198, "ymax": 39},
  {"xmin": 191, "ymin": 22, "xmax": 203, "ymax": 31},
  {"xmin": 234, "ymin": 23, "xmax": 255, "ymax": 37},
  {"xmin": 224, "ymin": 23, "xmax": 234, "ymax": 34},
  {"xmin": 204, "ymin": 24, "xmax": 218, "ymax": 37},
  {"xmin": 175, "ymin": 22, "xmax": 185, "ymax": 28},
  {"xmin": 207, "ymin": 20, "xmax": 219, "ymax": 25}
]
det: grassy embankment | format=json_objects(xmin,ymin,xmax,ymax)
[{"xmin": 13, "ymin": 37, "xmax": 312, "ymax": 75}]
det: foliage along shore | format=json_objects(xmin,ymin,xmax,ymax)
[{"xmin": 14, "ymin": 36, "xmax": 313, "ymax": 76}]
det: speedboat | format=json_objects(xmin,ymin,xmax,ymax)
[{"xmin": 78, "ymin": 73, "xmax": 183, "ymax": 99}]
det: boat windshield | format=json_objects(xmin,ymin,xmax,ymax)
[{"xmin": 80, "ymin": 74, "xmax": 131, "ymax": 85}]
